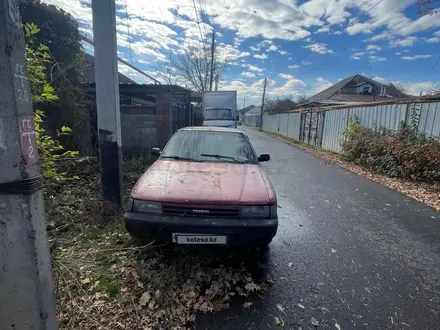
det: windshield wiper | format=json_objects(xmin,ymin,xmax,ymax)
[
  {"xmin": 161, "ymin": 156, "xmax": 196, "ymax": 161},
  {"xmin": 200, "ymin": 154, "xmax": 245, "ymax": 163}
]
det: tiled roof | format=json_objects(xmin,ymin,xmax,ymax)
[{"xmin": 306, "ymin": 74, "xmax": 409, "ymax": 105}]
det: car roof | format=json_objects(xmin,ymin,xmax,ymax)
[{"xmin": 178, "ymin": 126, "xmax": 243, "ymax": 133}]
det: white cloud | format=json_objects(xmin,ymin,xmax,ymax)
[
  {"xmin": 366, "ymin": 45, "xmax": 382, "ymax": 51},
  {"xmin": 288, "ymin": 65, "xmax": 300, "ymax": 69},
  {"xmin": 242, "ymin": 64, "xmax": 265, "ymax": 72},
  {"xmin": 220, "ymin": 75, "xmax": 305, "ymax": 105},
  {"xmin": 365, "ymin": 31, "xmax": 392, "ymax": 42},
  {"xmin": 267, "ymin": 45, "xmax": 279, "ymax": 52},
  {"xmin": 401, "ymin": 54, "xmax": 432, "ymax": 60},
  {"xmin": 241, "ymin": 72, "xmax": 256, "ymax": 78},
  {"xmin": 316, "ymin": 26, "xmax": 330, "ymax": 33},
  {"xmin": 303, "ymin": 43, "xmax": 334, "ymax": 54},
  {"xmin": 369, "ymin": 55, "xmax": 386, "ymax": 62},
  {"xmin": 254, "ymin": 53, "xmax": 268, "ymax": 59},
  {"xmin": 279, "ymin": 50, "xmax": 288, "ymax": 55},
  {"xmin": 279, "ymin": 73, "xmax": 293, "ymax": 80},
  {"xmin": 425, "ymin": 37, "xmax": 440, "ymax": 43},
  {"xmin": 250, "ymin": 46, "xmax": 259, "ymax": 51},
  {"xmin": 310, "ymin": 76, "xmax": 333, "ymax": 95},
  {"xmin": 391, "ymin": 80, "xmax": 440, "ymax": 96},
  {"xmin": 216, "ymin": 44, "xmax": 251, "ymax": 61},
  {"xmin": 372, "ymin": 76, "xmax": 386, "ymax": 83},
  {"xmin": 435, "ymin": 31, "xmax": 440, "ymax": 37},
  {"xmin": 350, "ymin": 56, "xmax": 361, "ymax": 60},
  {"xmin": 389, "ymin": 36, "xmax": 417, "ymax": 47},
  {"xmin": 302, "ymin": 60, "xmax": 312, "ymax": 65}
]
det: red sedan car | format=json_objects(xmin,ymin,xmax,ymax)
[{"xmin": 124, "ymin": 127, "xmax": 278, "ymax": 246}]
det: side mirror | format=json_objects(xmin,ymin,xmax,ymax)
[
  {"xmin": 151, "ymin": 148, "xmax": 161, "ymax": 157},
  {"xmin": 258, "ymin": 154, "xmax": 270, "ymax": 162}
]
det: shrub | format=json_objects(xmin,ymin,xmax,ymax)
[
  {"xmin": 25, "ymin": 23, "xmax": 78, "ymax": 182},
  {"xmin": 341, "ymin": 116, "xmax": 440, "ymax": 184}
]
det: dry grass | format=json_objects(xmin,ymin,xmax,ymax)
[{"xmin": 46, "ymin": 156, "xmax": 268, "ymax": 330}]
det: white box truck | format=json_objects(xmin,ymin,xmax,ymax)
[{"xmin": 202, "ymin": 91, "xmax": 238, "ymax": 128}]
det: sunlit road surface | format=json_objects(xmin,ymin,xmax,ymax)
[{"xmin": 196, "ymin": 126, "xmax": 440, "ymax": 329}]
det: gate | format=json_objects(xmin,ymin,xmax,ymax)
[
  {"xmin": 172, "ymin": 100, "xmax": 190, "ymax": 133},
  {"xmin": 300, "ymin": 110, "xmax": 325, "ymax": 147}
]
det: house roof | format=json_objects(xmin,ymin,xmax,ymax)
[
  {"xmin": 306, "ymin": 74, "xmax": 410, "ymax": 105},
  {"xmin": 82, "ymin": 53, "xmax": 136, "ymax": 84},
  {"xmin": 245, "ymin": 106, "xmax": 262, "ymax": 115},
  {"xmin": 238, "ymin": 105, "xmax": 256, "ymax": 114}
]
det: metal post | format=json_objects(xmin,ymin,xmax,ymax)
[
  {"xmin": 0, "ymin": 1, "xmax": 57, "ymax": 329},
  {"xmin": 261, "ymin": 78, "xmax": 267, "ymax": 129},
  {"xmin": 209, "ymin": 31, "xmax": 215, "ymax": 91},
  {"xmin": 92, "ymin": 0, "xmax": 123, "ymax": 207}
]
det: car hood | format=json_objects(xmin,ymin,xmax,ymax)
[
  {"xmin": 203, "ymin": 120, "xmax": 236, "ymax": 127},
  {"xmin": 131, "ymin": 160, "xmax": 276, "ymax": 205}
]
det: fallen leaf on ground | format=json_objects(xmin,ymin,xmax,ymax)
[
  {"xmin": 81, "ymin": 278, "xmax": 91, "ymax": 285},
  {"xmin": 311, "ymin": 317, "xmax": 319, "ymax": 326},
  {"xmin": 331, "ymin": 249, "xmax": 337, "ymax": 253},
  {"xmin": 243, "ymin": 302, "xmax": 253, "ymax": 308},
  {"xmin": 245, "ymin": 282, "xmax": 261, "ymax": 292},
  {"xmin": 297, "ymin": 303, "xmax": 305, "ymax": 309},
  {"xmin": 139, "ymin": 292, "xmax": 151, "ymax": 306},
  {"xmin": 288, "ymin": 262, "xmax": 293, "ymax": 268},
  {"xmin": 335, "ymin": 323, "xmax": 341, "ymax": 330},
  {"xmin": 276, "ymin": 304, "xmax": 285, "ymax": 312},
  {"xmin": 274, "ymin": 316, "xmax": 284, "ymax": 327}
]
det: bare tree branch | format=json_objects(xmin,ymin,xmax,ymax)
[{"xmin": 173, "ymin": 39, "xmax": 230, "ymax": 92}]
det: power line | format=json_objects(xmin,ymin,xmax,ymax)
[
  {"xmin": 192, "ymin": 0, "xmax": 205, "ymax": 44},
  {"xmin": 123, "ymin": 0, "xmax": 135, "ymax": 79}
]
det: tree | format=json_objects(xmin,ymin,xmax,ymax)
[
  {"xmin": 426, "ymin": 84, "xmax": 440, "ymax": 96},
  {"xmin": 174, "ymin": 39, "xmax": 229, "ymax": 92},
  {"xmin": 20, "ymin": 0, "xmax": 91, "ymax": 154},
  {"xmin": 416, "ymin": 0, "xmax": 440, "ymax": 15},
  {"xmin": 264, "ymin": 97, "xmax": 297, "ymax": 114},
  {"xmin": 388, "ymin": 82, "xmax": 407, "ymax": 95},
  {"xmin": 297, "ymin": 94, "xmax": 308, "ymax": 104}
]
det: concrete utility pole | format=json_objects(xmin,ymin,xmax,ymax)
[
  {"xmin": 0, "ymin": 1, "xmax": 57, "ymax": 329},
  {"xmin": 260, "ymin": 78, "xmax": 267, "ymax": 129},
  {"xmin": 92, "ymin": 0, "xmax": 123, "ymax": 207},
  {"xmin": 209, "ymin": 31, "xmax": 215, "ymax": 91}
]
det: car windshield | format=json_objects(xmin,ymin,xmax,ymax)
[
  {"xmin": 160, "ymin": 130, "xmax": 258, "ymax": 164},
  {"xmin": 205, "ymin": 108, "xmax": 233, "ymax": 120}
]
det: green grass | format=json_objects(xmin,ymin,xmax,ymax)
[{"xmin": 93, "ymin": 275, "xmax": 121, "ymax": 297}]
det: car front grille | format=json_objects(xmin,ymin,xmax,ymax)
[{"xmin": 162, "ymin": 203, "xmax": 241, "ymax": 218}]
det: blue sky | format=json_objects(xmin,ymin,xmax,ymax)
[{"xmin": 43, "ymin": 0, "xmax": 440, "ymax": 105}]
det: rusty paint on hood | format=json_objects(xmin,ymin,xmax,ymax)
[{"xmin": 131, "ymin": 160, "xmax": 276, "ymax": 205}]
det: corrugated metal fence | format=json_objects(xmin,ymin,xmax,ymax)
[
  {"xmin": 244, "ymin": 114, "xmax": 261, "ymax": 127},
  {"xmin": 263, "ymin": 112, "xmax": 301, "ymax": 139},
  {"xmin": 263, "ymin": 101, "xmax": 440, "ymax": 153}
]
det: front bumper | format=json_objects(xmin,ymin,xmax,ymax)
[{"xmin": 124, "ymin": 212, "xmax": 278, "ymax": 246}]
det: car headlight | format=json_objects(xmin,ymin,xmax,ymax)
[
  {"xmin": 241, "ymin": 205, "xmax": 270, "ymax": 218},
  {"xmin": 132, "ymin": 200, "xmax": 162, "ymax": 214}
]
